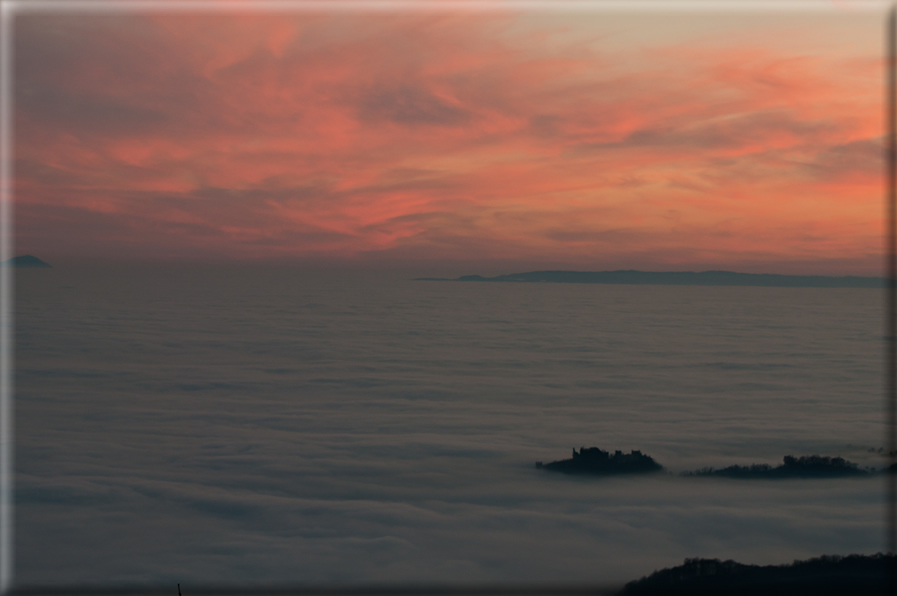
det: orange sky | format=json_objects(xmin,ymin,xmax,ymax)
[{"xmin": 12, "ymin": 7, "xmax": 886, "ymax": 274}]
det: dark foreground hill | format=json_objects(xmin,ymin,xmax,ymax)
[
  {"xmin": 537, "ymin": 447, "xmax": 663, "ymax": 475},
  {"xmin": 683, "ymin": 455, "xmax": 869, "ymax": 479},
  {"xmin": 622, "ymin": 554, "xmax": 895, "ymax": 594},
  {"xmin": 3, "ymin": 255, "xmax": 51, "ymax": 268},
  {"xmin": 416, "ymin": 270, "xmax": 883, "ymax": 288}
]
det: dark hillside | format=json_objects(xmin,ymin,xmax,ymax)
[{"xmin": 622, "ymin": 554, "xmax": 894, "ymax": 594}]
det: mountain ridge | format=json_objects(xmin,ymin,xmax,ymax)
[{"xmin": 415, "ymin": 269, "xmax": 882, "ymax": 288}]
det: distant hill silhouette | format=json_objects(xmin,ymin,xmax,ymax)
[
  {"xmin": 416, "ymin": 270, "xmax": 883, "ymax": 288},
  {"xmin": 621, "ymin": 553, "xmax": 895, "ymax": 594},
  {"xmin": 682, "ymin": 455, "xmax": 869, "ymax": 479},
  {"xmin": 3, "ymin": 255, "xmax": 51, "ymax": 268},
  {"xmin": 537, "ymin": 447, "xmax": 663, "ymax": 475}
]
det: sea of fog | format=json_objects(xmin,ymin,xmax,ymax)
[{"xmin": 12, "ymin": 264, "xmax": 887, "ymax": 586}]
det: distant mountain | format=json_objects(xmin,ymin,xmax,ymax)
[
  {"xmin": 537, "ymin": 446, "xmax": 663, "ymax": 476},
  {"xmin": 417, "ymin": 270, "xmax": 884, "ymax": 288},
  {"xmin": 621, "ymin": 553, "xmax": 894, "ymax": 594},
  {"xmin": 3, "ymin": 255, "xmax": 51, "ymax": 268}
]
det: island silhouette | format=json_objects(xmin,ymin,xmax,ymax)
[
  {"xmin": 415, "ymin": 270, "xmax": 882, "ymax": 288},
  {"xmin": 620, "ymin": 553, "xmax": 894, "ymax": 594},
  {"xmin": 2, "ymin": 255, "xmax": 51, "ymax": 268},
  {"xmin": 537, "ymin": 447, "xmax": 663, "ymax": 475}
]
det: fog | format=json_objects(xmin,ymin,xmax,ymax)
[{"xmin": 13, "ymin": 265, "xmax": 885, "ymax": 586}]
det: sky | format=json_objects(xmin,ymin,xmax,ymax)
[{"xmin": 11, "ymin": 5, "xmax": 887, "ymax": 274}]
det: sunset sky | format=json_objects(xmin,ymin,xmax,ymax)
[{"xmin": 11, "ymin": 5, "xmax": 886, "ymax": 274}]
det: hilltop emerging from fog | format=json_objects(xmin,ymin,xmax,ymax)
[
  {"xmin": 416, "ymin": 270, "xmax": 883, "ymax": 288},
  {"xmin": 537, "ymin": 449, "xmax": 879, "ymax": 478},
  {"xmin": 683, "ymin": 455, "xmax": 870, "ymax": 479},
  {"xmin": 537, "ymin": 447, "xmax": 663, "ymax": 475}
]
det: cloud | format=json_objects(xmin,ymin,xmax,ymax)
[
  {"xmin": 358, "ymin": 84, "xmax": 472, "ymax": 127},
  {"xmin": 11, "ymin": 12, "xmax": 883, "ymax": 274}
]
